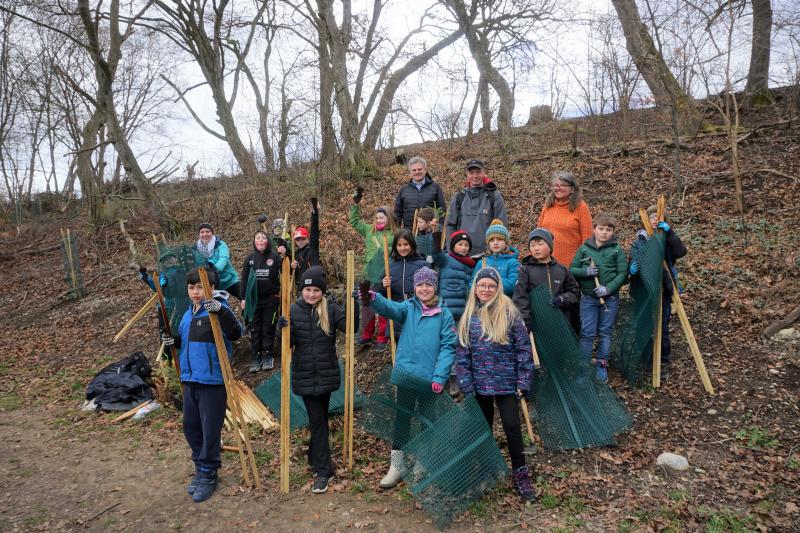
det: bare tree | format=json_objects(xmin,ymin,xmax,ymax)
[{"xmin": 746, "ymin": 0, "xmax": 772, "ymax": 100}]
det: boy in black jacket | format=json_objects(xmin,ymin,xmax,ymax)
[
  {"xmin": 513, "ymin": 228, "xmax": 581, "ymax": 331},
  {"xmin": 241, "ymin": 231, "xmax": 282, "ymax": 372},
  {"xmin": 292, "ymin": 198, "xmax": 321, "ymax": 291}
]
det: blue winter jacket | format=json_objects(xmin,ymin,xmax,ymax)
[
  {"xmin": 456, "ymin": 310, "xmax": 533, "ymax": 396},
  {"xmin": 432, "ymin": 251, "xmax": 475, "ymax": 320},
  {"xmin": 203, "ymin": 239, "xmax": 239, "ymax": 292},
  {"xmin": 473, "ymin": 247, "xmax": 520, "ymax": 296},
  {"xmin": 175, "ymin": 293, "xmax": 244, "ymax": 385},
  {"xmin": 371, "ymin": 294, "xmax": 457, "ymax": 386}
]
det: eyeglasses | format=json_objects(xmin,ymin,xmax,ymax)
[{"xmin": 476, "ymin": 284, "xmax": 497, "ymax": 291}]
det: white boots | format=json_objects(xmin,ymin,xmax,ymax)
[{"xmin": 379, "ymin": 450, "xmax": 403, "ymax": 489}]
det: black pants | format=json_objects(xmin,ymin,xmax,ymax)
[
  {"xmin": 183, "ymin": 382, "xmax": 227, "ymax": 471},
  {"xmin": 302, "ymin": 392, "xmax": 333, "ymax": 477},
  {"xmin": 225, "ymin": 281, "xmax": 241, "ymax": 300},
  {"xmin": 250, "ymin": 296, "xmax": 280, "ymax": 355},
  {"xmin": 475, "ymin": 393, "xmax": 525, "ymax": 470}
]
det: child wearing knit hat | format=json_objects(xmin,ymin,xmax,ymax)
[{"xmin": 474, "ymin": 219, "xmax": 520, "ymax": 297}]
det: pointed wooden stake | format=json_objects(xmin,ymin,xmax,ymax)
[
  {"xmin": 382, "ymin": 235, "xmax": 396, "ymax": 366},
  {"xmin": 279, "ymin": 257, "xmax": 292, "ymax": 493}
]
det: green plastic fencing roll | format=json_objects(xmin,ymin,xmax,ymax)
[
  {"xmin": 611, "ymin": 232, "xmax": 666, "ymax": 386},
  {"xmin": 527, "ymin": 285, "xmax": 632, "ymax": 450},
  {"xmin": 156, "ymin": 244, "xmax": 204, "ymax": 334},
  {"xmin": 359, "ymin": 366, "xmax": 507, "ymax": 528},
  {"xmin": 254, "ymin": 361, "xmax": 363, "ymax": 431}
]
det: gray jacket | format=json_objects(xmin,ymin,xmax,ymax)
[{"xmin": 445, "ymin": 180, "xmax": 507, "ymax": 255}]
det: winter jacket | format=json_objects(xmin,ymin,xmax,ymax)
[
  {"xmin": 432, "ymin": 250, "xmax": 475, "ymax": 320},
  {"xmin": 474, "ymin": 247, "xmax": 520, "ymax": 296},
  {"xmin": 289, "ymin": 297, "xmax": 357, "ymax": 396},
  {"xmin": 372, "ymin": 252, "xmax": 428, "ymax": 302},
  {"xmin": 371, "ymin": 294, "xmax": 457, "ymax": 385},
  {"xmin": 203, "ymin": 239, "xmax": 239, "ymax": 292},
  {"xmin": 293, "ymin": 206, "xmax": 321, "ymax": 289},
  {"xmin": 175, "ymin": 293, "xmax": 244, "ymax": 385},
  {"xmin": 569, "ymin": 237, "xmax": 628, "ymax": 296},
  {"xmin": 512, "ymin": 256, "xmax": 581, "ymax": 331},
  {"xmin": 537, "ymin": 200, "xmax": 593, "ymax": 266},
  {"xmin": 349, "ymin": 204, "xmax": 395, "ymax": 276},
  {"xmin": 445, "ymin": 179, "xmax": 507, "ymax": 256},
  {"xmin": 269, "ymin": 236, "xmax": 288, "ymax": 254},
  {"xmin": 241, "ymin": 240, "xmax": 281, "ymax": 316},
  {"xmin": 456, "ymin": 310, "xmax": 533, "ymax": 396},
  {"xmin": 631, "ymin": 227, "xmax": 687, "ymax": 297},
  {"xmin": 393, "ymin": 174, "xmax": 447, "ymax": 229}
]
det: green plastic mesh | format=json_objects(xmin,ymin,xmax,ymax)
[
  {"xmin": 60, "ymin": 231, "xmax": 86, "ymax": 298},
  {"xmin": 611, "ymin": 233, "xmax": 666, "ymax": 386},
  {"xmin": 527, "ymin": 286, "xmax": 631, "ymax": 450},
  {"xmin": 415, "ymin": 232, "xmax": 433, "ymax": 258},
  {"xmin": 360, "ymin": 366, "xmax": 508, "ymax": 528},
  {"xmin": 156, "ymin": 244, "xmax": 203, "ymax": 333},
  {"xmin": 254, "ymin": 361, "xmax": 363, "ymax": 431}
]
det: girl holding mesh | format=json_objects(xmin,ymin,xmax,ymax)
[{"xmin": 456, "ymin": 266, "xmax": 535, "ymax": 502}]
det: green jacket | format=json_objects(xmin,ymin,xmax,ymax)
[
  {"xmin": 349, "ymin": 204, "xmax": 395, "ymax": 270},
  {"xmin": 570, "ymin": 237, "xmax": 628, "ymax": 296}
]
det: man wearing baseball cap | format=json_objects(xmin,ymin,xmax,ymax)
[{"xmin": 445, "ymin": 159, "xmax": 508, "ymax": 257}]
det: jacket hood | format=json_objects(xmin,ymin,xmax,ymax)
[
  {"xmin": 252, "ymin": 236, "xmax": 272, "ymax": 254},
  {"xmin": 212, "ymin": 289, "xmax": 230, "ymax": 301},
  {"xmin": 585, "ymin": 235, "xmax": 619, "ymax": 250},
  {"xmin": 463, "ymin": 177, "xmax": 496, "ymax": 190},
  {"xmin": 521, "ymin": 255, "xmax": 557, "ymax": 266}
]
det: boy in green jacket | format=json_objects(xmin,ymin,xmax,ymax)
[{"xmin": 570, "ymin": 214, "xmax": 628, "ymax": 382}]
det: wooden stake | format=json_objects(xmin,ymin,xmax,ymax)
[
  {"xmin": 343, "ymin": 251, "xmax": 356, "ymax": 468},
  {"xmin": 589, "ymin": 259, "xmax": 606, "ymax": 307},
  {"xmin": 412, "ymin": 208, "xmax": 420, "ymax": 236},
  {"xmin": 440, "ymin": 211, "xmax": 448, "ymax": 248},
  {"xmin": 382, "ymin": 235, "xmax": 396, "ymax": 366},
  {"xmin": 519, "ymin": 397, "xmax": 536, "ymax": 445},
  {"xmin": 529, "ymin": 332, "xmax": 541, "ymax": 370},
  {"xmin": 279, "ymin": 257, "xmax": 292, "ymax": 493},
  {"xmin": 283, "ymin": 212, "xmax": 289, "ymax": 240},
  {"xmin": 60, "ymin": 228, "xmax": 80, "ymax": 296},
  {"xmin": 113, "ymin": 293, "xmax": 159, "ymax": 342},
  {"xmin": 197, "ymin": 268, "xmax": 261, "ymax": 489},
  {"xmin": 111, "ymin": 400, "xmax": 153, "ymax": 423}
]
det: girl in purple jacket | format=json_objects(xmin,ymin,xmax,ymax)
[{"xmin": 455, "ymin": 266, "xmax": 535, "ymax": 502}]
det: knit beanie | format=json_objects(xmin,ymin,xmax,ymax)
[
  {"xmin": 413, "ymin": 266, "xmax": 438, "ymax": 290},
  {"xmin": 271, "ymin": 218, "xmax": 285, "ymax": 231},
  {"xmin": 449, "ymin": 230, "xmax": 472, "ymax": 253},
  {"xmin": 197, "ymin": 222, "xmax": 214, "ymax": 233},
  {"xmin": 485, "ymin": 219, "xmax": 510, "ymax": 243},
  {"xmin": 528, "ymin": 227, "xmax": 554, "ymax": 251},
  {"xmin": 300, "ymin": 265, "xmax": 327, "ymax": 293},
  {"xmin": 474, "ymin": 267, "xmax": 501, "ymax": 285}
]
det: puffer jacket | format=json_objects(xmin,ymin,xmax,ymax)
[
  {"xmin": 512, "ymin": 256, "xmax": 580, "ymax": 331},
  {"xmin": 290, "ymin": 297, "xmax": 357, "ymax": 396},
  {"xmin": 241, "ymin": 240, "xmax": 281, "ymax": 308},
  {"xmin": 445, "ymin": 179, "xmax": 507, "ymax": 256},
  {"xmin": 175, "ymin": 292, "xmax": 244, "ymax": 385},
  {"xmin": 349, "ymin": 204, "xmax": 395, "ymax": 277},
  {"xmin": 372, "ymin": 252, "xmax": 428, "ymax": 302},
  {"xmin": 432, "ymin": 250, "xmax": 475, "ymax": 320},
  {"xmin": 202, "ymin": 239, "xmax": 239, "ymax": 291},
  {"xmin": 456, "ymin": 309, "xmax": 533, "ymax": 395},
  {"xmin": 474, "ymin": 247, "xmax": 520, "ymax": 296},
  {"xmin": 371, "ymin": 294, "xmax": 456, "ymax": 385},
  {"xmin": 393, "ymin": 174, "xmax": 447, "ymax": 229},
  {"xmin": 569, "ymin": 236, "xmax": 628, "ymax": 296}
]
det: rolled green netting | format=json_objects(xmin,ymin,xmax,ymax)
[
  {"xmin": 157, "ymin": 244, "xmax": 203, "ymax": 333},
  {"xmin": 611, "ymin": 232, "xmax": 666, "ymax": 387},
  {"xmin": 360, "ymin": 367, "xmax": 507, "ymax": 529},
  {"xmin": 254, "ymin": 361, "xmax": 363, "ymax": 431},
  {"xmin": 527, "ymin": 285, "xmax": 631, "ymax": 450}
]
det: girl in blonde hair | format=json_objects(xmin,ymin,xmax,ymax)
[{"xmin": 456, "ymin": 267, "xmax": 535, "ymax": 502}]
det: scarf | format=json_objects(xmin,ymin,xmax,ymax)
[
  {"xmin": 449, "ymin": 251, "xmax": 476, "ymax": 268},
  {"xmin": 196, "ymin": 236, "xmax": 216, "ymax": 259}
]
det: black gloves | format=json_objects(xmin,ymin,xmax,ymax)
[
  {"xmin": 353, "ymin": 187, "xmax": 364, "ymax": 204},
  {"xmin": 277, "ymin": 316, "xmax": 289, "ymax": 329},
  {"xmin": 550, "ymin": 295, "xmax": 567, "ymax": 308}
]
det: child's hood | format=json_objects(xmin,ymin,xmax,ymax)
[
  {"xmin": 521, "ymin": 255, "xmax": 558, "ymax": 267},
  {"xmin": 584, "ymin": 235, "xmax": 619, "ymax": 250}
]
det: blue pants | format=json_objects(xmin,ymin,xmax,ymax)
[
  {"xmin": 579, "ymin": 294, "xmax": 619, "ymax": 365},
  {"xmin": 183, "ymin": 383, "xmax": 227, "ymax": 471}
]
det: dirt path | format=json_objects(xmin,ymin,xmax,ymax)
[{"xmin": 0, "ymin": 406, "xmax": 441, "ymax": 532}]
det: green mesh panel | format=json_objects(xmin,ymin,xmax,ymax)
[
  {"xmin": 242, "ymin": 270, "xmax": 258, "ymax": 324},
  {"xmin": 254, "ymin": 361, "xmax": 363, "ymax": 431},
  {"xmin": 60, "ymin": 231, "xmax": 86, "ymax": 298},
  {"xmin": 527, "ymin": 285, "xmax": 631, "ymax": 450},
  {"xmin": 360, "ymin": 367, "xmax": 507, "ymax": 528},
  {"xmin": 415, "ymin": 232, "xmax": 433, "ymax": 259},
  {"xmin": 611, "ymin": 233, "xmax": 666, "ymax": 386},
  {"xmin": 156, "ymin": 244, "xmax": 203, "ymax": 333}
]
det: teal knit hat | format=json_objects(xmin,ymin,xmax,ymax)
[{"xmin": 485, "ymin": 218, "xmax": 510, "ymax": 243}]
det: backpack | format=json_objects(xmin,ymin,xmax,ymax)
[{"xmin": 454, "ymin": 188, "xmax": 496, "ymax": 229}]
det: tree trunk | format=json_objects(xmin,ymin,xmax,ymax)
[
  {"xmin": 478, "ymin": 74, "xmax": 491, "ymax": 131},
  {"xmin": 745, "ymin": 0, "xmax": 772, "ymax": 99},
  {"xmin": 76, "ymin": 110, "xmax": 104, "ymax": 226},
  {"xmin": 317, "ymin": 14, "xmax": 336, "ymax": 181},
  {"xmin": 610, "ymin": 0, "xmax": 702, "ymax": 133}
]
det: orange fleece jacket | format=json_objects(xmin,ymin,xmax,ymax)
[{"xmin": 537, "ymin": 200, "xmax": 593, "ymax": 266}]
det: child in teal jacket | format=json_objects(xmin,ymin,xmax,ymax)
[{"xmin": 474, "ymin": 219, "xmax": 520, "ymax": 297}]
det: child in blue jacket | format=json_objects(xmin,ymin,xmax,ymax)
[
  {"xmin": 474, "ymin": 219, "xmax": 520, "ymax": 296},
  {"xmin": 162, "ymin": 266, "xmax": 244, "ymax": 503},
  {"xmin": 369, "ymin": 267, "xmax": 457, "ymax": 489},
  {"xmin": 456, "ymin": 267, "xmax": 534, "ymax": 502}
]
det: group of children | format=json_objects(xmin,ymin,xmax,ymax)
[{"xmin": 156, "ymin": 176, "xmax": 685, "ymax": 504}]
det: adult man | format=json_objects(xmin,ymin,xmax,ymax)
[
  {"xmin": 445, "ymin": 159, "xmax": 507, "ymax": 256},
  {"xmin": 393, "ymin": 156, "xmax": 447, "ymax": 229}
]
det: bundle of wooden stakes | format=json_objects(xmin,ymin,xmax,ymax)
[
  {"xmin": 227, "ymin": 380, "xmax": 277, "ymax": 431},
  {"xmin": 639, "ymin": 195, "xmax": 714, "ymax": 395},
  {"xmin": 342, "ymin": 251, "xmax": 356, "ymax": 469},
  {"xmin": 198, "ymin": 268, "xmax": 261, "ymax": 488}
]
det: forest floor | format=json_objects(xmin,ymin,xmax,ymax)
[{"xmin": 1, "ymin": 99, "xmax": 799, "ymax": 531}]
